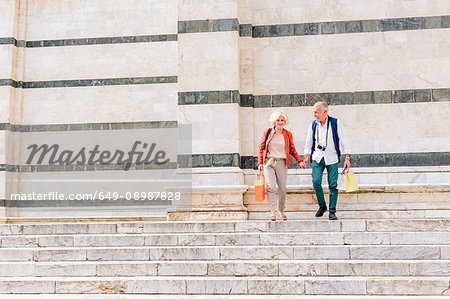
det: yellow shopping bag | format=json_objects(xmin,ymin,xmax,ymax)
[{"xmin": 345, "ymin": 169, "xmax": 359, "ymax": 192}]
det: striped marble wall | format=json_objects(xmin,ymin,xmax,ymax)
[{"xmin": 0, "ymin": 0, "xmax": 449, "ymax": 205}]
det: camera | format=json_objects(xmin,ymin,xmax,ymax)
[{"xmin": 317, "ymin": 144, "xmax": 326, "ymax": 151}]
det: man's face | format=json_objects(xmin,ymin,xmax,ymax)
[{"xmin": 313, "ymin": 105, "xmax": 327, "ymax": 123}]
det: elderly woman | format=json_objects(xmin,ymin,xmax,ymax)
[{"xmin": 258, "ymin": 109, "xmax": 303, "ymax": 221}]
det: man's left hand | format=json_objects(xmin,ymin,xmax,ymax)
[{"xmin": 344, "ymin": 157, "xmax": 351, "ymax": 170}]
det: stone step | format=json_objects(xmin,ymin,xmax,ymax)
[
  {"xmin": 2, "ymin": 207, "xmax": 168, "ymax": 223},
  {"xmin": 0, "ymin": 245, "xmax": 448, "ymax": 261},
  {"xmin": 247, "ymin": 202, "xmax": 450, "ymax": 212},
  {"xmin": 243, "ymin": 183, "xmax": 450, "ymax": 195},
  {"xmin": 250, "ymin": 209, "xmax": 450, "ymax": 219},
  {"xmin": 0, "ymin": 296, "xmax": 448, "ymax": 299},
  {"xmin": 2, "ymin": 216, "xmax": 166, "ymax": 224},
  {"xmin": 244, "ymin": 188, "xmax": 450, "ymax": 206},
  {"xmin": 1, "ymin": 219, "xmax": 449, "ymax": 235},
  {"xmin": 0, "ymin": 260, "xmax": 448, "ymax": 277},
  {"xmin": 0, "ymin": 277, "xmax": 448, "ymax": 295},
  {"xmin": 1, "ymin": 231, "xmax": 450, "ymax": 247},
  {"xmin": 0, "ymin": 296, "xmax": 447, "ymax": 299}
]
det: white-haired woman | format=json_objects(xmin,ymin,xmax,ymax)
[{"xmin": 258, "ymin": 109, "xmax": 303, "ymax": 221}]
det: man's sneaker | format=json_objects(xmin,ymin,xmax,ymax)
[
  {"xmin": 329, "ymin": 212, "xmax": 338, "ymax": 220},
  {"xmin": 315, "ymin": 207, "xmax": 327, "ymax": 217}
]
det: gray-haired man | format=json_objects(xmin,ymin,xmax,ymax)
[{"xmin": 300, "ymin": 102, "xmax": 351, "ymax": 220}]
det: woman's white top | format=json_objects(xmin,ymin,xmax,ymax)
[{"xmin": 267, "ymin": 133, "xmax": 286, "ymax": 159}]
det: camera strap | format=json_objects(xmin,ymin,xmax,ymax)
[{"xmin": 316, "ymin": 117, "xmax": 330, "ymax": 148}]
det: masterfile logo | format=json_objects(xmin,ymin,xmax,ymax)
[
  {"xmin": 26, "ymin": 141, "xmax": 170, "ymax": 171},
  {"xmin": 5, "ymin": 125, "xmax": 193, "ymax": 210}
]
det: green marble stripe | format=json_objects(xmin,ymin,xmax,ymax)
[
  {"xmin": 0, "ymin": 76, "xmax": 177, "ymax": 89},
  {"xmin": 178, "ymin": 153, "xmax": 240, "ymax": 168},
  {"xmin": 252, "ymin": 15, "xmax": 450, "ymax": 38},
  {"xmin": 0, "ymin": 121, "xmax": 177, "ymax": 132},
  {"xmin": 2, "ymin": 151, "xmax": 448, "ymax": 172},
  {"xmin": 2, "ymin": 153, "xmax": 239, "ymax": 172},
  {"xmin": 177, "ymin": 88, "xmax": 449, "ymax": 107},
  {"xmin": 178, "ymin": 90, "xmax": 240, "ymax": 105},
  {"xmin": 0, "ymin": 37, "xmax": 17, "ymax": 45},
  {"xmin": 4, "ymin": 162, "xmax": 178, "ymax": 173},
  {"xmin": 178, "ymin": 19, "xmax": 239, "ymax": 34},
  {"xmin": 242, "ymin": 152, "xmax": 450, "ymax": 169},
  {"xmin": 0, "ymin": 34, "xmax": 177, "ymax": 48}
]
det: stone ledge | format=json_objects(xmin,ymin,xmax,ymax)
[
  {"xmin": 0, "ymin": 276, "xmax": 448, "ymax": 295},
  {"xmin": 167, "ymin": 211, "xmax": 248, "ymax": 221},
  {"xmin": 249, "ymin": 210, "xmax": 450, "ymax": 220},
  {"xmin": 0, "ymin": 219, "xmax": 448, "ymax": 234},
  {"xmin": 246, "ymin": 184, "xmax": 450, "ymax": 193},
  {"xmin": 0, "ymin": 295, "xmax": 444, "ymax": 299},
  {"xmin": 3, "ymin": 231, "xmax": 449, "ymax": 247},
  {"xmin": 191, "ymin": 167, "xmax": 243, "ymax": 174},
  {"xmin": 192, "ymin": 185, "xmax": 249, "ymax": 194},
  {"xmin": 0, "ymin": 207, "xmax": 168, "ymax": 223},
  {"xmin": 278, "ymin": 165, "xmax": 450, "ymax": 174},
  {"xmin": 247, "ymin": 202, "xmax": 450, "ymax": 212},
  {"xmin": 168, "ymin": 185, "xmax": 249, "ymax": 220},
  {"xmin": 0, "ymin": 260, "xmax": 449, "ymax": 277},
  {"xmin": 0, "ymin": 216, "xmax": 166, "ymax": 224}
]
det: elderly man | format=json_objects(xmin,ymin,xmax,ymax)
[{"xmin": 300, "ymin": 102, "xmax": 351, "ymax": 220}]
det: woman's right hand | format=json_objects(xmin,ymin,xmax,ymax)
[{"xmin": 258, "ymin": 164, "xmax": 263, "ymax": 171}]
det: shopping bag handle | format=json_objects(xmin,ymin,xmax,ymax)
[
  {"xmin": 341, "ymin": 166, "xmax": 353, "ymax": 174},
  {"xmin": 257, "ymin": 170, "xmax": 265, "ymax": 179}
]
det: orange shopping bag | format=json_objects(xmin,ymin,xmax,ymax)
[{"xmin": 254, "ymin": 170, "xmax": 265, "ymax": 201}]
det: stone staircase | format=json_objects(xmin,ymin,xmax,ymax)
[{"xmin": 0, "ymin": 216, "xmax": 449, "ymax": 296}]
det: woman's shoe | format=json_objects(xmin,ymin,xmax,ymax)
[
  {"xmin": 278, "ymin": 211, "xmax": 287, "ymax": 221},
  {"xmin": 270, "ymin": 214, "xmax": 276, "ymax": 221}
]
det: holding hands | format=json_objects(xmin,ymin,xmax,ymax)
[
  {"xmin": 300, "ymin": 154, "xmax": 310, "ymax": 169},
  {"xmin": 299, "ymin": 161, "xmax": 307, "ymax": 169}
]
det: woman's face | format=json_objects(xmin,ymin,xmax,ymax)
[{"xmin": 275, "ymin": 116, "xmax": 286, "ymax": 129}]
